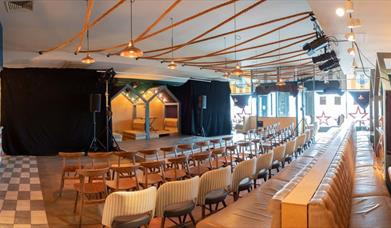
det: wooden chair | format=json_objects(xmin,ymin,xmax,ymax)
[
  {"xmin": 138, "ymin": 160, "xmax": 165, "ymax": 188},
  {"xmin": 58, "ymin": 152, "xmax": 84, "ymax": 197},
  {"xmin": 156, "ymin": 177, "xmax": 200, "ymax": 228},
  {"xmin": 177, "ymin": 143, "xmax": 193, "ymax": 157},
  {"xmin": 87, "ymin": 152, "xmax": 113, "ymax": 169},
  {"xmin": 284, "ymin": 139, "xmax": 297, "ymax": 164},
  {"xmin": 194, "ymin": 141, "xmax": 209, "ymax": 154},
  {"xmin": 102, "ymin": 187, "xmax": 157, "ymax": 228},
  {"xmin": 164, "ymin": 156, "xmax": 188, "ymax": 181},
  {"xmin": 197, "ymin": 166, "xmax": 231, "ymax": 218},
  {"xmin": 160, "ymin": 146, "xmax": 177, "ymax": 168},
  {"xmin": 271, "ymin": 144, "xmax": 286, "ymax": 173},
  {"xmin": 222, "ymin": 136, "xmax": 234, "ymax": 147},
  {"xmin": 226, "ymin": 144, "xmax": 238, "ymax": 171},
  {"xmin": 188, "ymin": 152, "xmax": 211, "ymax": 176},
  {"xmin": 106, "ymin": 165, "xmax": 139, "ymax": 192},
  {"xmin": 295, "ymin": 133, "xmax": 307, "ymax": 157},
  {"xmin": 210, "ymin": 138, "xmax": 222, "ymax": 149},
  {"xmin": 138, "ymin": 149, "xmax": 159, "ymax": 161},
  {"xmin": 110, "ymin": 151, "xmax": 138, "ymax": 180},
  {"xmin": 74, "ymin": 167, "xmax": 109, "ymax": 227},
  {"xmin": 210, "ymin": 147, "xmax": 227, "ymax": 169},
  {"xmin": 237, "ymin": 141, "xmax": 255, "ymax": 160}
]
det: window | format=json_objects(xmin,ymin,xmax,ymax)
[
  {"xmin": 320, "ymin": 96, "xmax": 326, "ymax": 105},
  {"xmin": 334, "ymin": 96, "xmax": 341, "ymax": 105}
]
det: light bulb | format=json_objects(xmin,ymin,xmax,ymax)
[
  {"xmin": 81, "ymin": 54, "xmax": 95, "ymax": 64},
  {"xmin": 347, "ymin": 47, "xmax": 355, "ymax": 56},
  {"xmin": 345, "ymin": 32, "xmax": 356, "ymax": 42},
  {"xmin": 336, "ymin": 8, "xmax": 345, "ymax": 17},
  {"xmin": 167, "ymin": 61, "xmax": 177, "ymax": 70}
]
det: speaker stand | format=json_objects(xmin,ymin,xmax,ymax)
[{"xmin": 88, "ymin": 111, "xmax": 105, "ymax": 152}]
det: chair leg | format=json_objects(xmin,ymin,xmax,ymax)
[
  {"xmin": 59, "ymin": 172, "xmax": 65, "ymax": 197},
  {"xmin": 161, "ymin": 217, "xmax": 166, "ymax": 228},
  {"xmin": 263, "ymin": 176, "xmax": 267, "ymax": 182},
  {"xmin": 189, "ymin": 212, "xmax": 196, "ymax": 225},
  {"xmin": 202, "ymin": 206, "xmax": 206, "ymax": 218},
  {"xmin": 253, "ymin": 178, "xmax": 257, "ymax": 189},
  {"xmin": 73, "ymin": 191, "xmax": 79, "ymax": 213},
  {"xmin": 222, "ymin": 200, "xmax": 227, "ymax": 208},
  {"xmin": 233, "ymin": 192, "xmax": 239, "ymax": 201},
  {"xmin": 268, "ymin": 169, "xmax": 272, "ymax": 179},
  {"xmin": 215, "ymin": 202, "xmax": 219, "ymax": 211}
]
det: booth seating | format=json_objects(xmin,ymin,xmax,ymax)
[
  {"xmin": 163, "ymin": 118, "xmax": 178, "ymax": 134},
  {"xmin": 123, "ymin": 118, "xmax": 159, "ymax": 140}
]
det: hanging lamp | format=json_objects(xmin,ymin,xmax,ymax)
[
  {"xmin": 81, "ymin": 30, "xmax": 95, "ymax": 64},
  {"xmin": 167, "ymin": 18, "xmax": 177, "ymax": 70},
  {"xmin": 120, "ymin": 0, "xmax": 143, "ymax": 58},
  {"xmin": 275, "ymin": 68, "xmax": 285, "ymax": 86},
  {"xmin": 231, "ymin": 3, "xmax": 243, "ymax": 76}
]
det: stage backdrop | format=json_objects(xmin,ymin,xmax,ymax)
[
  {"xmin": 168, "ymin": 80, "xmax": 231, "ymax": 137},
  {"xmin": 1, "ymin": 68, "xmax": 108, "ymax": 155}
]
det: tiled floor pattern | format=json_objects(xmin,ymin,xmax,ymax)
[{"xmin": 0, "ymin": 156, "xmax": 48, "ymax": 228}]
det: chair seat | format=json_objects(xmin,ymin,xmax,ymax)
[
  {"xmin": 211, "ymin": 160, "xmax": 226, "ymax": 169},
  {"xmin": 188, "ymin": 165, "xmax": 210, "ymax": 176},
  {"xmin": 256, "ymin": 169, "xmax": 267, "ymax": 179},
  {"xmin": 238, "ymin": 178, "xmax": 252, "ymax": 192},
  {"xmin": 106, "ymin": 178, "xmax": 138, "ymax": 191},
  {"xmin": 110, "ymin": 163, "xmax": 140, "ymax": 169},
  {"xmin": 74, "ymin": 182, "xmax": 105, "ymax": 194},
  {"xmin": 165, "ymin": 169, "xmax": 187, "ymax": 180},
  {"xmin": 111, "ymin": 213, "xmax": 151, "ymax": 228},
  {"xmin": 205, "ymin": 189, "xmax": 228, "ymax": 204},
  {"xmin": 164, "ymin": 200, "xmax": 195, "ymax": 217},
  {"xmin": 138, "ymin": 173, "xmax": 163, "ymax": 186}
]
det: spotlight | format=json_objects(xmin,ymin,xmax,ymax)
[
  {"xmin": 312, "ymin": 51, "xmax": 337, "ymax": 63},
  {"xmin": 336, "ymin": 8, "xmax": 345, "ymax": 17},
  {"xmin": 345, "ymin": 32, "xmax": 356, "ymax": 42},
  {"xmin": 347, "ymin": 18, "xmax": 361, "ymax": 28},
  {"xmin": 303, "ymin": 35, "xmax": 329, "ymax": 53},
  {"xmin": 319, "ymin": 59, "xmax": 340, "ymax": 71}
]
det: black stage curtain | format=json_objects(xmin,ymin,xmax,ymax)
[
  {"xmin": 168, "ymin": 80, "xmax": 231, "ymax": 137},
  {"xmin": 1, "ymin": 68, "xmax": 108, "ymax": 155},
  {"xmin": 232, "ymin": 95, "xmax": 250, "ymax": 109}
]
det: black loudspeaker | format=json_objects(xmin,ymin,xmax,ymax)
[
  {"xmin": 89, "ymin": 94, "xmax": 101, "ymax": 113},
  {"xmin": 199, "ymin": 95, "xmax": 207, "ymax": 109}
]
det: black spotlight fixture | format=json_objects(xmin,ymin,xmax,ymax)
[
  {"xmin": 319, "ymin": 59, "xmax": 340, "ymax": 71},
  {"xmin": 303, "ymin": 35, "xmax": 329, "ymax": 53},
  {"xmin": 312, "ymin": 51, "xmax": 337, "ymax": 63}
]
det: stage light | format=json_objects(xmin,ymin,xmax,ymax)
[
  {"xmin": 232, "ymin": 64, "xmax": 244, "ymax": 76},
  {"xmin": 312, "ymin": 51, "xmax": 337, "ymax": 63},
  {"xmin": 344, "ymin": 0, "xmax": 354, "ymax": 13},
  {"xmin": 336, "ymin": 8, "xmax": 345, "ymax": 17},
  {"xmin": 167, "ymin": 61, "xmax": 177, "ymax": 70},
  {"xmin": 319, "ymin": 59, "xmax": 340, "ymax": 71},
  {"xmin": 345, "ymin": 32, "xmax": 356, "ymax": 42},
  {"xmin": 347, "ymin": 18, "xmax": 361, "ymax": 28},
  {"xmin": 81, "ymin": 54, "xmax": 95, "ymax": 64},
  {"xmin": 347, "ymin": 47, "xmax": 355, "ymax": 56},
  {"xmin": 303, "ymin": 35, "xmax": 329, "ymax": 53}
]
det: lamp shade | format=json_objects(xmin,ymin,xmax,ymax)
[
  {"xmin": 81, "ymin": 54, "xmax": 95, "ymax": 64},
  {"xmin": 231, "ymin": 64, "xmax": 244, "ymax": 76},
  {"xmin": 167, "ymin": 61, "xmax": 177, "ymax": 70},
  {"xmin": 120, "ymin": 41, "xmax": 143, "ymax": 58}
]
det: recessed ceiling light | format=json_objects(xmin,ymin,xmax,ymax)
[{"xmin": 336, "ymin": 8, "xmax": 345, "ymax": 17}]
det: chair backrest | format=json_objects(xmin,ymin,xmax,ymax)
[
  {"xmin": 273, "ymin": 144, "xmax": 286, "ymax": 162},
  {"xmin": 304, "ymin": 129, "xmax": 311, "ymax": 143},
  {"xmin": 160, "ymin": 146, "xmax": 177, "ymax": 159},
  {"xmin": 285, "ymin": 139, "xmax": 297, "ymax": 156},
  {"xmin": 231, "ymin": 158, "xmax": 256, "ymax": 193},
  {"xmin": 255, "ymin": 152, "xmax": 274, "ymax": 174},
  {"xmin": 113, "ymin": 151, "xmax": 137, "ymax": 166},
  {"xmin": 88, "ymin": 152, "xmax": 113, "ymax": 168},
  {"xmin": 222, "ymin": 136, "xmax": 233, "ymax": 147},
  {"xmin": 101, "ymin": 187, "xmax": 157, "ymax": 227},
  {"xmin": 197, "ymin": 166, "xmax": 231, "ymax": 206},
  {"xmin": 77, "ymin": 168, "xmax": 109, "ymax": 198},
  {"xmin": 155, "ymin": 176, "xmax": 200, "ymax": 217},
  {"xmin": 177, "ymin": 143, "xmax": 193, "ymax": 155},
  {"xmin": 58, "ymin": 152, "xmax": 84, "ymax": 168},
  {"xmin": 210, "ymin": 138, "xmax": 222, "ymax": 148},
  {"xmin": 138, "ymin": 149, "xmax": 159, "ymax": 160}
]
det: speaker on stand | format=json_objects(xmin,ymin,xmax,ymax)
[
  {"xmin": 198, "ymin": 95, "xmax": 207, "ymax": 137},
  {"xmin": 88, "ymin": 94, "xmax": 105, "ymax": 152}
]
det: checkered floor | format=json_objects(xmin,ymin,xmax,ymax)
[{"xmin": 0, "ymin": 156, "xmax": 49, "ymax": 228}]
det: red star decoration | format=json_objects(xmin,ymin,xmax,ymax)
[
  {"xmin": 349, "ymin": 106, "xmax": 368, "ymax": 125},
  {"xmin": 316, "ymin": 111, "xmax": 331, "ymax": 125}
]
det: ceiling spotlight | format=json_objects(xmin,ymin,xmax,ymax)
[
  {"xmin": 336, "ymin": 8, "xmax": 345, "ymax": 17},
  {"xmin": 303, "ymin": 35, "xmax": 329, "ymax": 53},
  {"xmin": 347, "ymin": 18, "xmax": 361, "ymax": 28},
  {"xmin": 345, "ymin": 32, "xmax": 356, "ymax": 42},
  {"xmin": 167, "ymin": 61, "xmax": 177, "ymax": 70},
  {"xmin": 312, "ymin": 51, "xmax": 337, "ymax": 63},
  {"xmin": 319, "ymin": 59, "xmax": 340, "ymax": 71},
  {"xmin": 232, "ymin": 64, "xmax": 244, "ymax": 76},
  {"xmin": 344, "ymin": 0, "xmax": 354, "ymax": 13},
  {"xmin": 347, "ymin": 47, "xmax": 355, "ymax": 56},
  {"xmin": 81, "ymin": 54, "xmax": 95, "ymax": 64}
]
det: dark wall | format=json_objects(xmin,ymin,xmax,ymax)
[
  {"xmin": 1, "ymin": 68, "xmax": 107, "ymax": 155},
  {"xmin": 168, "ymin": 80, "xmax": 231, "ymax": 137}
]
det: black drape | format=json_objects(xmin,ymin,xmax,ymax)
[
  {"xmin": 168, "ymin": 80, "xmax": 231, "ymax": 137},
  {"xmin": 1, "ymin": 68, "xmax": 107, "ymax": 155},
  {"xmin": 232, "ymin": 95, "xmax": 250, "ymax": 109}
]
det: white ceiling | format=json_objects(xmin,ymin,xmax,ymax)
[
  {"xmin": 1, "ymin": 0, "xmax": 316, "ymax": 80},
  {"xmin": 308, "ymin": 0, "xmax": 391, "ymax": 75}
]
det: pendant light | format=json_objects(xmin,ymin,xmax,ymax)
[
  {"xmin": 347, "ymin": 46, "xmax": 355, "ymax": 56},
  {"xmin": 120, "ymin": 0, "xmax": 143, "ymax": 58},
  {"xmin": 345, "ymin": 31, "xmax": 356, "ymax": 42},
  {"xmin": 231, "ymin": 3, "xmax": 243, "ymax": 76},
  {"xmin": 276, "ymin": 68, "xmax": 285, "ymax": 86},
  {"xmin": 81, "ymin": 29, "xmax": 95, "ymax": 64},
  {"xmin": 167, "ymin": 17, "xmax": 177, "ymax": 70}
]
